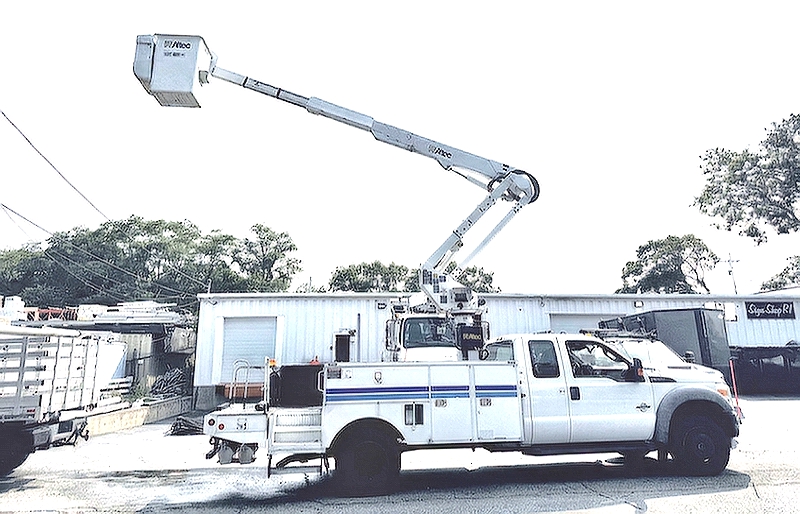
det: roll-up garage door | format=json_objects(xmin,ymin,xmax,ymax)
[
  {"xmin": 221, "ymin": 316, "xmax": 277, "ymax": 384},
  {"xmin": 549, "ymin": 314, "xmax": 610, "ymax": 334}
]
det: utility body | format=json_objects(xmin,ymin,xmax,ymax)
[
  {"xmin": 204, "ymin": 332, "xmax": 740, "ymax": 495},
  {"xmin": 0, "ymin": 326, "xmax": 126, "ymax": 475}
]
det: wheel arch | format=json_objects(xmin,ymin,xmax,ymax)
[
  {"xmin": 654, "ymin": 387, "xmax": 738, "ymax": 445},
  {"xmin": 329, "ymin": 417, "xmax": 403, "ymax": 455}
]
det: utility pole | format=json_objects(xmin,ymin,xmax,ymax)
[{"xmin": 726, "ymin": 253, "xmax": 739, "ymax": 295}]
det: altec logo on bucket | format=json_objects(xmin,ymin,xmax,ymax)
[{"xmin": 163, "ymin": 39, "xmax": 191, "ymax": 50}]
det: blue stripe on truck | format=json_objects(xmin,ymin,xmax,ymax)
[{"xmin": 325, "ymin": 384, "xmax": 516, "ymax": 402}]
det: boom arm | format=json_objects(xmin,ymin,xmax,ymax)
[{"xmin": 133, "ymin": 34, "xmax": 540, "ymax": 313}]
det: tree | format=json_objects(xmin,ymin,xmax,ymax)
[
  {"xmin": 617, "ymin": 235, "xmax": 719, "ymax": 294},
  {"xmin": 235, "ymin": 224, "xmax": 301, "ymax": 292},
  {"xmin": 0, "ymin": 244, "xmax": 47, "ymax": 299},
  {"xmin": 445, "ymin": 263, "xmax": 501, "ymax": 293},
  {"xmin": 328, "ymin": 261, "xmax": 414, "ymax": 292},
  {"xmin": 761, "ymin": 256, "xmax": 800, "ymax": 291},
  {"xmin": 694, "ymin": 114, "xmax": 800, "ymax": 244},
  {"xmin": 327, "ymin": 261, "xmax": 501, "ymax": 294},
  {"xmin": 0, "ymin": 217, "xmax": 301, "ymax": 310}
]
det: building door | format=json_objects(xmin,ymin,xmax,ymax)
[{"xmin": 221, "ymin": 316, "xmax": 278, "ymax": 385}]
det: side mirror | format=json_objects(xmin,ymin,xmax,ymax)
[
  {"xmin": 625, "ymin": 357, "xmax": 646, "ymax": 382},
  {"xmin": 684, "ymin": 350, "xmax": 696, "ymax": 363}
]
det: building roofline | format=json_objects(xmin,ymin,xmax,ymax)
[{"xmin": 197, "ymin": 291, "xmax": 800, "ymax": 301}]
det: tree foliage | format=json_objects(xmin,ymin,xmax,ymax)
[
  {"xmin": 328, "ymin": 261, "xmax": 415, "ymax": 292},
  {"xmin": 327, "ymin": 260, "xmax": 501, "ymax": 293},
  {"xmin": 0, "ymin": 216, "xmax": 301, "ymax": 310},
  {"xmin": 234, "ymin": 224, "xmax": 301, "ymax": 292},
  {"xmin": 447, "ymin": 263, "xmax": 501, "ymax": 293},
  {"xmin": 694, "ymin": 114, "xmax": 800, "ymax": 244},
  {"xmin": 617, "ymin": 235, "xmax": 719, "ymax": 294},
  {"xmin": 761, "ymin": 256, "xmax": 800, "ymax": 291}
]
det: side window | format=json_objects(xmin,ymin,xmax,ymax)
[
  {"xmin": 484, "ymin": 341, "xmax": 514, "ymax": 361},
  {"xmin": 567, "ymin": 340, "xmax": 629, "ymax": 379},
  {"xmin": 528, "ymin": 340, "xmax": 560, "ymax": 378}
]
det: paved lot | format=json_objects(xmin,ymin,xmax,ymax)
[{"xmin": 0, "ymin": 395, "xmax": 798, "ymax": 513}]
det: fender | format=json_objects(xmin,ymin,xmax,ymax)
[
  {"xmin": 328, "ymin": 417, "xmax": 404, "ymax": 454},
  {"xmin": 654, "ymin": 386, "xmax": 739, "ymax": 445}
]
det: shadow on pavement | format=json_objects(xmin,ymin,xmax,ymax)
[{"xmin": 136, "ymin": 457, "xmax": 752, "ymax": 513}]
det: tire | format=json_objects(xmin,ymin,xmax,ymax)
[
  {"xmin": 334, "ymin": 426, "xmax": 400, "ymax": 497},
  {"xmin": 0, "ymin": 432, "xmax": 32, "ymax": 476},
  {"xmin": 670, "ymin": 415, "xmax": 730, "ymax": 476}
]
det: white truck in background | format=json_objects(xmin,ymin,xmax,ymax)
[
  {"xmin": 204, "ymin": 332, "xmax": 740, "ymax": 496},
  {"xmin": 132, "ymin": 34, "xmax": 540, "ymax": 363},
  {"xmin": 0, "ymin": 326, "xmax": 126, "ymax": 475}
]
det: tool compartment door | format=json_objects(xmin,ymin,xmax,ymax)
[
  {"xmin": 474, "ymin": 363, "xmax": 522, "ymax": 441},
  {"xmin": 430, "ymin": 365, "xmax": 472, "ymax": 442}
]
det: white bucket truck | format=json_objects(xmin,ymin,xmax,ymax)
[{"xmin": 204, "ymin": 332, "xmax": 740, "ymax": 496}]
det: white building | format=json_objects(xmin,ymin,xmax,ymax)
[{"xmin": 194, "ymin": 292, "xmax": 800, "ymax": 407}]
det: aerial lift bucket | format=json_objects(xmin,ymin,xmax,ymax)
[{"xmin": 133, "ymin": 34, "xmax": 212, "ymax": 107}]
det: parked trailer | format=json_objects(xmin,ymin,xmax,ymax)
[
  {"xmin": 599, "ymin": 307, "xmax": 800, "ymax": 393},
  {"xmin": 0, "ymin": 326, "xmax": 126, "ymax": 475}
]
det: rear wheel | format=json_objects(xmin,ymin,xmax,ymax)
[
  {"xmin": 334, "ymin": 426, "xmax": 400, "ymax": 496},
  {"xmin": 670, "ymin": 415, "xmax": 730, "ymax": 476},
  {"xmin": 0, "ymin": 431, "xmax": 32, "ymax": 476}
]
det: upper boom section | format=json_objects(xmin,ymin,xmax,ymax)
[{"xmin": 133, "ymin": 34, "xmax": 539, "ymax": 206}]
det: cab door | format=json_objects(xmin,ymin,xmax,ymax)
[
  {"xmin": 525, "ymin": 338, "xmax": 571, "ymax": 444},
  {"xmin": 560, "ymin": 338, "xmax": 655, "ymax": 443}
]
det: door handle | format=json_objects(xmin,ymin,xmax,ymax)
[{"xmin": 570, "ymin": 386, "xmax": 581, "ymax": 400}]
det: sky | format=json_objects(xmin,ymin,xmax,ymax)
[{"xmin": 1, "ymin": 2, "xmax": 799, "ymax": 297}]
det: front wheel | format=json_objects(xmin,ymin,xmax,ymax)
[
  {"xmin": 334, "ymin": 426, "xmax": 400, "ymax": 497},
  {"xmin": 670, "ymin": 415, "xmax": 730, "ymax": 476}
]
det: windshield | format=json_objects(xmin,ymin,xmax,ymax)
[{"xmin": 403, "ymin": 318, "xmax": 456, "ymax": 349}]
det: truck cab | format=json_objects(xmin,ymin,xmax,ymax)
[
  {"xmin": 487, "ymin": 333, "xmax": 736, "ymax": 449},
  {"xmin": 385, "ymin": 314, "xmax": 459, "ymax": 361},
  {"xmin": 488, "ymin": 334, "xmax": 654, "ymax": 446},
  {"xmin": 383, "ymin": 294, "xmax": 490, "ymax": 362}
]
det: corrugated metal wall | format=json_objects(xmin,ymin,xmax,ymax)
[
  {"xmin": 195, "ymin": 292, "xmax": 800, "ymax": 388},
  {"xmin": 195, "ymin": 293, "xmax": 396, "ymax": 386}
]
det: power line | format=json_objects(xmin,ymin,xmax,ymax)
[
  {"xmin": 1, "ymin": 204, "xmax": 36, "ymax": 241},
  {"xmin": 1, "ymin": 108, "xmax": 108, "ymax": 220},
  {"xmin": 1, "ymin": 108, "xmax": 212, "ymax": 292},
  {"xmin": 3, "ymin": 202, "xmax": 210, "ymax": 292},
  {"xmin": 1, "ymin": 203, "xmax": 200, "ymax": 300},
  {"xmin": 43, "ymin": 250, "xmax": 129, "ymax": 303}
]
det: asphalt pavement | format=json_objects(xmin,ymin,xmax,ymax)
[{"xmin": 0, "ymin": 396, "xmax": 798, "ymax": 513}]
